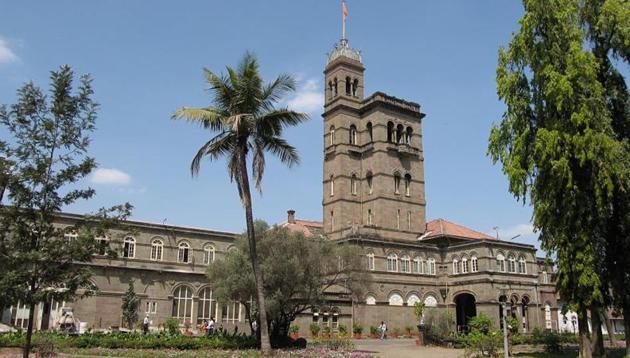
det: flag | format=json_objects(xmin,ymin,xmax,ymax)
[{"xmin": 342, "ymin": 0, "xmax": 348, "ymax": 20}]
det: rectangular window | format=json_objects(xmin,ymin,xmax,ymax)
[
  {"xmin": 367, "ymin": 254, "xmax": 375, "ymax": 271},
  {"xmin": 407, "ymin": 212, "xmax": 412, "ymax": 230},
  {"xmin": 146, "ymin": 301, "xmax": 157, "ymax": 314},
  {"xmin": 396, "ymin": 209, "xmax": 400, "ymax": 230},
  {"xmin": 221, "ymin": 301, "xmax": 241, "ymax": 323},
  {"xmin": 367, "ymin": 209, "xmax": 373, "ymax": 225},
  {"xmin": 412, "ymin": 259, "xmax": 419, "ymax": 273}
]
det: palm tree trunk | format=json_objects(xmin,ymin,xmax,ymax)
[{"xmin": 237, "ymin": 152, "xmax": 271, "ymax": 353}]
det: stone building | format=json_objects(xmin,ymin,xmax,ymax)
[{"xmin": 1, "ymin": 34, "xmax": 559, "ymax": 335}]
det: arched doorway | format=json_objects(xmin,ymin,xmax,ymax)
[
  {"xmin": 521, "ymin": 296, "xmax": 530, "ymax": 333},
  {"xmin": 454, "ymin": 293, "xmax": 477, "ymax": 333}
]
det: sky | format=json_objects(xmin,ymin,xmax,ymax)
[{"xmin": 0, "ymin": 1, "xmax": 541, "ymax": 250}]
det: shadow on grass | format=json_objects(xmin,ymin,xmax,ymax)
[{"xmin": 514, "ymin": 348, "xmax": 626, "ymax": 358}]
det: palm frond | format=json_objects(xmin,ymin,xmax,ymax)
[
  {"xmin": 171, "ymin": 106, "xmax": 227, "ymax": 132},
  {"xmin": 190, "ymin": 132, "xmax": 235, "ymax": 177},
  {"xmin": 263, "ymin": 136, "xmax": 300, "ymax": 168},
  {"xmin": 203, "ymin": 68, "xmax": 236, "ymax": 112},
  {"xmin": 252, "ymin": 138, "xmax": 266, "ymax": 194},
  {"xmin": 259, "ymin": 74, "xmax": 296, "ymax": 113},
  {"xmin": 257, "ymin": 109, "xmax": 309, "ymax": 137}
]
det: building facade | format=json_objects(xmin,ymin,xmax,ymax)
[{"xmin": 2, "ymin": 35, "xmax": 561, "ymax": 336}]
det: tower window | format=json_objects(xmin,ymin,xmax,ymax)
[
  {"xmin": 352, "ymin": 79, "xmax": 359, "ymax": 97},
  {"xmin": 394, "ymin": 173, "xmax": 401, "ymax": 194},
  {"xmin": 333, "ymin": 78, "xmax": 338, "ymax": 97},
  {"xmin": 406, "ymin": 127, "xmax": 413, "ymax": 145},
  {"xmin": 367, "ymin": 209, "xmax": 373, "ymax": 225},
  {"xmin": 345, "ymin": 76, "xmax": 351, "ymax": 95},
  {"xmin": 329, "ymin": 175, "xmax": 334, "ymax": 196},
  {"xmin": 366, "ymin": 172, "xmax": 373, "ymax": 194},
  {"xmin": 351, "ymin": 174, "xmax": 358, "ymax": 195},
  {"xmin": 396, "ymin": 209, "xmax": 400, "ymax": 230},
  {"xmin": 366, "ymin": 122, "xmax": 373, "ymax": 142},
  {"xmin": 328, "ymin": 81, "xmax": 333, "ymax": 99},
  {"xmin": 404, "ymin": 174, "xmax": 411, "ymax": 196},
  {"xmin": 329, "ymin": 126, "xmax": 335, "ymax": 146},
  {"xmin": 407, "ymin": 211, "xmax": 412, "ymax": 230},
  {"xmin": 396, "ymin": 124, "xmax": 404, "ymax": 143},
  {"xmin": 331, "ymin": 210, "xmax": 335, "ymax": 231},
  {"xmin": 387, "ymin": 122, "xmax": 394, "ymax": 143},
  {"xmin": 349, "ymin": 125, "xmax": 357, "ymax": 145}
]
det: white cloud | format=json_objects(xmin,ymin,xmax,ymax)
[
  {"xmin": 90, "ymin": 168, "xmax": 131, "ymax": 185},
  {"xmin": 0, "ymin": 37, "xmax": 18, "ymax": 65},
  {"xmin": 287, "ymin": 78, "xmax": 324, "ymax": 114}
]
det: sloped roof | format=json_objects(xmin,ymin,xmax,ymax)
[
  {"xmin": 280, "ymin": 219, "xmax": 323, "ymax": 237},
  {"xmin": 423, "ymin": 219, "xmax": 496, "ymax": 241}
]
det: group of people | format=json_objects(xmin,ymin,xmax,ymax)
[{"xmin": 200, "ymin": 317, "xmax": 216, "ymax": 336}]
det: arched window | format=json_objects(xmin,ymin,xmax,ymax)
[
  {"xmin": 349, "ymin": 124, "xmax": 357, "ymax": 145},
  {"xmin": 396, "ymin": 209, "xmax": 401, "ymax": 229},
  {"xmin": 412, "ymin": 257, "xmax": 421, "ymax": 273},
  {"xmin": 123, "ymin": 236, "xmax": 135, "ymax": 258},
  {"xmin": 428, "ymin": 258, "xmax": 436, "ymax": 275},
  {"xmin": 453, "ymin": 258, "xmax": 460, "ymax": 274},
  {"xmin": 203, "ymin": 244, "xmax": 215, "ymax": 264},
  {"xmin": 508, "ymin": 255, "xmax": 516, "ymax": 273},
  {"xmin": 150, "ymin": 239, "xmax": 163, "ymax": 261},
  {"xmin": 400, "ymin": 255, "xmax": 411, "ymax": 273},
  {"xmin": 387, "ymin": 253, "xmax": 398, "ymax": 272},
  {"xmin": 366, "ymin": 122, "xmax": 373, "ymax": 142},
  {"xmin": 367, "ymin": 209, "xmax": 373, "ymax": 225},
  {"xmin": 329, "ymin": 175, "xmax": 335, "ymax": 196},
  {"xmin": 394, "ymin": 173, "xmax": 401, "ymax": 194},
  {"xmin": 352, "ymin": 78, "xmax": 359, "ymax": 97},
  {"xmin": 172, "ymin": 286, "xmax": 193, "ymax": 324},
  {"xmin": 197, "ymin": 287, "xmax": 216, "ymax": 324},
  {"xmin": 396, "ymin": 124, "xmax": 404, "ymax": 143},
  {"xmin": 333, "ymin": 78, "xmax": 338, "ymax": 97},
  {"xmin": 471, "ymin": 256, "xmax": 478, "ymax": 272},
  {"xmin": 424, "ymin": 295, "xmax": 438, "ymax": 307},
  {"xmin": 518, "ymin": 256, "xmax": 527, "ymax": 274},
  {"xmin": 366, "ymin": 172, "xmax": 373, "ymax": 194},
  {"xmin": 407, "ymin": 294, "xmax": 420, "ymax": 307},
  {"xmin": 405, "ymin": 127, "xmax": 413, "ymax": 144},
  {"xmin": 366, "ymin": 295, "xmax": 376, "ymax": 305},
  {"xmin": 329, "ymin": 126, "xmax": 335, "ymax": 146},
  {"xmin": 496, "ymin": 253, "xmax": 506, "ymax": 272},
  {"xmin": 404, "ymin": 174, "xmax": 411, "ymax": 196},
  {"xmin": 366, "ymin": 253, "xmax": 375, "ymax": 271},
  {"xmin": 462, "ymin": 256, "xmax": 469, "ymax": 273},
  {"xmin": 387, "ymin": 122, "xmax": 394, "ymax": 142},
  {"xmin": 95, "ymin": 236, "xmax": 109, "ymax": 255},
  {"xmin": 542, "ymin": 270, "xmax": 548, "ymax": 284},
  {"xmin": 328, "ymin": 81, "xmax": 333, "ymax": 99},
  {"xmin": 350, "ymin": 174, "xmax": 358, "ymax": 195},
  {"xmin": 178, "ymin": 242, "xmax": 191, "ymax": 263},
  {"xmin": 407, "ymin": 211, "xmax": 412, "ymax": 230},
  {"xmin": 388, "ymin": 293, "xmax": 404, "ymax": 306},
  {"xmin": 345, "ymin": 76, "xmax": 351, "ymax": 95},
  {"xmin": 544, "ymin": 304, "xmax": 552, "ymax": 329}
]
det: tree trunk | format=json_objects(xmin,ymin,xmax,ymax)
[
  {"xmin": 237, "ymin": 153, "xmax": 271, "ymax": 354},
  {"xmin": 600, "ymin": 308, "xmax": 615, "ymax": 348},
  {"xmin": 23, "ymin": 301, "xmax": 36, "ymax": 358},
  {"xmin": 578, "ymin": 307, "xmax": 593, "ymax": 358},
  {"xmin": 590, "ymin": 304, "xmax": 604, "ymax": 356}
]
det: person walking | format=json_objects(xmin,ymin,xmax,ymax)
[
  {"xmin": 207, "ymin": 317, "xmax": 215, "ymax": 336},
  {"xmin": 379, "ymin": 321, "xmax": 387, "ymax": 340},
  {"xmin": 143, "ymin": 315, "xmax": 150, "ymax": 335}
]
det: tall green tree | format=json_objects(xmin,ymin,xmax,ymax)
[
  {"xmin": 172, "ymin": 52, "xmax": 308, "ymax": 353},
  {"xmin": 0, "ymin": 65, "xmax": 132, "ymax": 358},
  {"xmin": 488, "ymin": 1, "xmax": 628, "ymax": 356},
  {"xmin": 207, "ymin": 221, "xmax": 368, "ymax": 344},
  {"xmin": 121, "ymin": 281, "xmax": 140, "ymax": 330}
]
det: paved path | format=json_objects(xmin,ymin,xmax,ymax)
[{"xmin": 354, "ymin": 338, "xmax": 462, "ymax": 358}]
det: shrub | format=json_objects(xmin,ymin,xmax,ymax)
[
  {"xmin": 468, "ymin": 314, "xmax": 493, "ymax": 334},
  {"xmin": 461, "ymin": 330, "xmax": 503, "ymax": 358},
  {"xmin": 369, "ymin": 326, "xmax": 378, "ymax": 336},
  {"xmin": 505, "ymin": 316, "xmax": 519, "ymax": 335},
  {"xmin": 322, "ymin": 326, "xmax": 331, "ymax": 335},
  {"xmin": 309, "ymin": 323, "xmax": 321, "ymax": 336},
  {"xmin": 338, "ymin": 324, "xmax": 348, "ymax": 336},
  {"xmin": 310, "ymin": 336, "xmax": 354, "ymax": 350},
  {"xmin": 33, "ymin": 334, "xmax": 56, "ymax": 358},
  {"xmin": 404, "ymin": 325, "xmax": 414, "ymax": 335},
  {"xmin": 424, "ymin": 308, "xmax": 455, "ymax": 344},
  {"xmin": 542, "ymin": 331, "xmax": 562, "ymax": 353},
  {"xmin": 352, "ymin": 324, "xmax": 363, "ymax": 335},
  {"xmin": 165, "ymin": 318, "xmax": 180, "ymax": 336},
  {"xmin": 289, "ymin": 324, "xmax": 299, "ymax": 334}
]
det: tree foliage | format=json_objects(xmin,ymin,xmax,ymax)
[
  {"xmin": 489, "ymin": 0, "xmax": 629, "ymax": 356},
  {"xmin": 121, "ymin": 281, "xmax": 140, "ymax": 330},
  {"xmin": 207, "ymin": 221, "xmax": 368, "ymax": 345},
  {"xmin": 172, "ymin": 52, "xmax": 308, "ymax": 353},
  {"xmin": 0, "ymin": 65, "xmax": 132, "ymax": 358}
]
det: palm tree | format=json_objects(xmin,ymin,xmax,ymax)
[{"xmin": 172, "ymin": 52, "xmax": 308, "ymax": 352}]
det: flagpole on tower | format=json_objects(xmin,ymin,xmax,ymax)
[{"xmin": 342, "ymin": 0, "xmax": 348, "ymax": 42}]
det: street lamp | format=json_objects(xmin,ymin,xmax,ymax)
[{"xmin": 500, "ymin": 289, "xmax": 509, "ymax": 358}]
